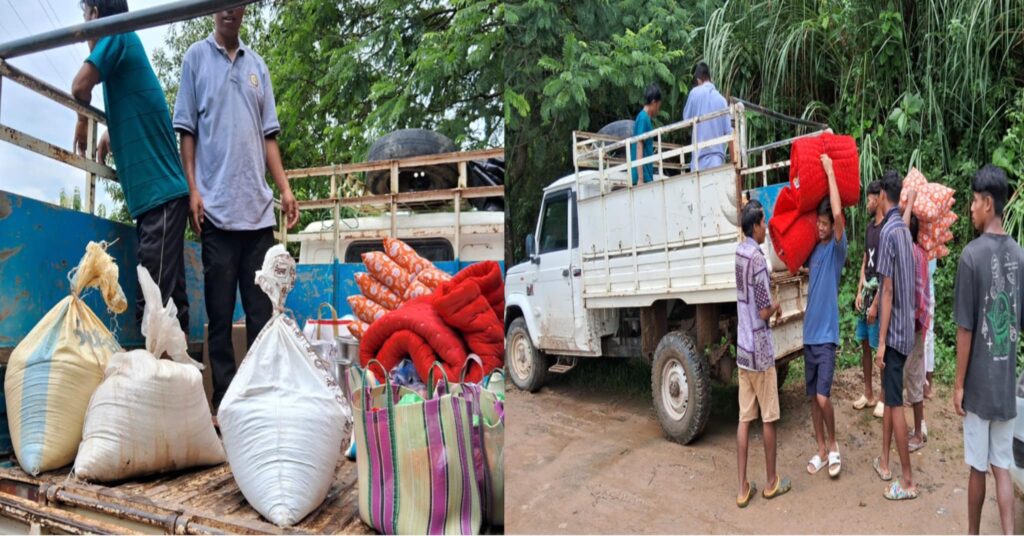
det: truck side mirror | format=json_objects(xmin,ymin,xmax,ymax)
[{"xmin": 526, "ymin": 233, "xmax": 539, "ymax": 264}]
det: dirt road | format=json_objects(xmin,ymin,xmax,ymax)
[{"xmin": 506, "ymin": 364, "xmax": 1024, "ymax": 534}]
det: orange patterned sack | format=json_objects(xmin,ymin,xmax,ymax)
[
  {"xmin": 361, "ymin": 252, "xmax": 412, "ymax": 295},
  {"xmin": 383, "ymin": 237, "xmax": 432, "ymax": 276},
  {"xmin": 349, "ymin": 320, "xmax": 368, "ymax": 341},
  {"xmin": 900, "ymin": 168, "xmax": 955, "ymax": 223},
  {"xmin": 403, "ymin": 280, "xmax": 433, "ymax": 301},
  {"xmin": 354, "ymin": 272, "xmax": 402, "ymax": 310},
  {"xmin": 415, "ymin": 267, "xmax": 452, "ymax": 289},
  {"xmin": 347, "ymin": 295, "xmax": 388, "ymax": 324}
]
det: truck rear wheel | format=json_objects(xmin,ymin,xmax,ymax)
[
  {"xmin": 506, "ymin": 317, "xmax": 548, "ymax": 392},
  {"xmin": 651, "ymin": 331, "xmax": 711, "ymax": 445}
]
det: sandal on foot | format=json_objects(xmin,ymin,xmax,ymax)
[
  {"xmin": 737, "ymin": 481, "xmax": 756, "ymax": 508},
  {"xmin": 909, "ymin": 439, "xmax": 925, "ymax": 453},
  {"xmin": 828, "ymin": 450, "xmax": 842, "ymax": 477},
  {"xmin": 807, "ymin": 454, "xmax": 826, "ymax": 474},
  {"xmin": 762, "ymin": 476, "xmax": 791, "ymax": 499},
  {"xmin": 884, "ymin": 480, "xmax": 919, "ymax": 500},
  {"xmin": 873, "ymin": 401, "xmax": 885, "ymax": 418},
  {"xmin": 873, "ymin": 456, "xmax": 893, "ymax": 481},
  {"xmin": 853, "ymin": 395, "xmax": 870, "ymax": 410}
]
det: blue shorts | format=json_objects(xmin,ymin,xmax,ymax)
[
  {"xmin": 804, "ymin": 343, "xmax": 837, "ymax": 398},
  {"xmin": 855, "ymin": 317, "xmax": 880, "ymax": 349}
]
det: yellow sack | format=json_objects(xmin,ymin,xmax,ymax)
[{"xmin": 5, "ymin": 241, "xmax": 127, "ymax": 475}]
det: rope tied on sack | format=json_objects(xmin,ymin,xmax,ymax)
[
  {"xmin": 66, "ymin": 240, "xmax": 127, "ymax": 314},
  {"xmin": 256, "ymin": 244, "xmax": 297, "ymax": 315}
]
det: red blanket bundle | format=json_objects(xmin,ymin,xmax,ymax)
[
  {"xmin": 358, "ymin": 261, "xmax": 505, "ymax": 383},
  {"xmin": 789, "ymin": 133, "xmax": 861, "ymax": 212},
  {"xmin": 769, "ymin": 210, "xmax": 818, "ymax": 273}
]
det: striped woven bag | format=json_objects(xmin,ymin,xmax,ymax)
[{"xmin": 354, "ymin": 361, "xmax": 482, "ymax": 535}]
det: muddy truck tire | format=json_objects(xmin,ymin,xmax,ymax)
[
  {"xmin": 651, "ymin": 331, "xmax": 711, "ymax": 445},
  {"xmin": 506, "ymin": 317, "xmax": 548, "ymax": 392},
  {"xmin": 365, "ymin": 129, "xmax": 458, "ymax": 195}
]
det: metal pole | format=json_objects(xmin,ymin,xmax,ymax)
[
  {"xmin": 0, "ymin": 0, "xmax": 258, "ymax": 59},
  {"xmin": 84, "ymin": 118, "xmax": 97, "ymax": 213}
]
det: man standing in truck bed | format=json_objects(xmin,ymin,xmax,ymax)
[
  {"xmin": 682, "ymin": 62, "xmax": 733, "ymax": 172},
  {"xmin": 173, "ymin": 6, "xmax": 299, "ymax": 419},
  {"xmin": 72, "ymin": 0, "xmax": 190, "ymax": 333}
]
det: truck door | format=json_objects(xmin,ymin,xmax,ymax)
[{"xmin": 532, "ymin": 188, "xmax": 577, "ymax": 349}]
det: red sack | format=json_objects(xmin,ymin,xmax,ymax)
[
  {"xmin": 789, "ymin": 133, "xmax": 861, "ymax": 212},
  {"xmin": 769, "ymin": 210, "xmax": 819, "ymax": 273}
]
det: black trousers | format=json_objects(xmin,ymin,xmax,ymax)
[
  {"xmin": 135, "ymin": 196, "xmax": 190, "ymax": 332},
  {"xmin": 201, "ymin": 222, "xmax": 274, "ymax": 411}
]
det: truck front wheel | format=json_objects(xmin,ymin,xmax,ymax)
[
  {"xmin": 506, "ymin": 317, "xmax": 548, "ymax": 392},
  {"xmin": 651, "ymin": 331, "xmax": 711, "ymax": 445}
]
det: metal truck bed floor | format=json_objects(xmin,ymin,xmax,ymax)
[{"xmin": 0, "ymin": 460, "xmax": 368, "ymax": 534}]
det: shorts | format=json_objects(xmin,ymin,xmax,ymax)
[
  {"xmin": 855, "ymin": 317, "xmax": 880, "ymax": 349},
  {"xmin": 903, "ymin": 332, "xmax": 926, "ymax": 404},
  {"xmin": 882, "ymin": 346, "xmax": 907, "ymax": 407},
  {"xmin": 738, "ymin": 367, "xmax": 780, "ymax": 423},
  {"xmin": 803, "ymin": 344, "xmax": 836, "ymax": 398},
  {"xmin": 964, "ymin": 411, "xmax": 1014, "ymax": 472}
]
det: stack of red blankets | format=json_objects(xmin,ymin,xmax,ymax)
[
  {"xmin": 899, "ymin": 167, "xmax": 956, "ymax": 260},
  {"xmin": 769, "ymin": 133, "xmax": 860, "ymax": 272},
  {"xmin": 357, "ymin": 261, "xmax": 505, "ymax": 384}
]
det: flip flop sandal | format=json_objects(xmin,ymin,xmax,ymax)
[
  {"xmin": 909, "ymin": 439, "xmax": 925, "ymax": 453},
  {"xmin": 807, "ymin": 454, "xmax": 826, "ymax": 474},
  {"xmin": 873, "ymin": 401, "xmax": 885, "ymax": 418},
  {"xmin": 853, "ymin": 395, "xmax": 869, "ymax": 410},
  {"xmin": 873, "ymin": 457, "xmax": 893, "ymax": 481},
  {"xmin": 762, "ymin": 476, "xmax": 791, "ymax": 500},
  {"xmin": 828, "ymin": 450, "xmax": 842, "ymax": 478},
  {"xmin": 737, "ymin": 481, "xmax": 756, "ymax": 508},
  {"xmin": 884, "ymin": 480, "xmax": 919, "ymax": 501}
]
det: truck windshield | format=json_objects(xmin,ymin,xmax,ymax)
[
  {"xmin": 344, "ymin": 238, "xmax": 454, "ymax": 263},
  {"xmin": 539, "ymin": 191, "xmax": 569, "ymax": 253}
]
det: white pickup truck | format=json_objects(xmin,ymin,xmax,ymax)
[{"xmin": 505, "ymin": 101, "xmax": 827, "ymax": 444}]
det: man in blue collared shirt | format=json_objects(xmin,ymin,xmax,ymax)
[
  {"xmin": 173, "ymin": 7, "xmax": 299, "ymax": 416},
  {"xmin": 682, "ymin": 62, "xmax": 733, "ymax": 172}
]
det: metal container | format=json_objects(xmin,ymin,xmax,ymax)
[{"xmin": 334, "ymin": 337, "xmax": 360, "ymax": 407}]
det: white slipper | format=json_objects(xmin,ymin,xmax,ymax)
[
  {"xmin": 807, "ymin": 454, "xmax": 826, "ymax": 474},
  {"xmin": 853, "ymin": 395, "xmax": 869, "ymax": 410},
  {"xmin": 873, "ymin": 401, "xmax": 885, "ymax": 418},
  {"xmin": 828, "ymin": 450, "xmax": 842, "ymax": 477}
]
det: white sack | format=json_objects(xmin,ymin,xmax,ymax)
[
  {"xmin": 74, "ymin": 265, "xmax": 224, "ymax": 482},
  {"xmin": 219, "ymin": 245, "xmax": 347, "ymax": 527}
]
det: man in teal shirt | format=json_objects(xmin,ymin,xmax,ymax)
[
  {"xmin": 72, "ymin": 0, "xmax": 191, "ymax": 331},
  {"xmin": 631, "ymin": 84, "xmax": 661, "ymax": 185}
]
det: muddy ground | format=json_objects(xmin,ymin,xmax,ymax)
[{"xmin": 506, "ymin": 362, "xmax": 1024, "ymax": 534}]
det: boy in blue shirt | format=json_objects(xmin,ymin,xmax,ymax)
[
  {"xmin": 631, "ymin": 84, "xmax": 660, "ymax": 185},
  {"xmin": 802, "ymin": 154, "xmax": 847, "ymax": 479},
  {"xmin": 72, "ymin": 0, "xmax": 191, "ymax": 332}
]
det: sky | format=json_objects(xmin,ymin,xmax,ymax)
[{"xmin": 0, "ymin": 0, "xmax": 177, "ymax": 215}]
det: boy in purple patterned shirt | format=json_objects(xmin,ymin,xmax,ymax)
[{"xmin": 734, "ymin": 200, "xmax": 789, "ymax": 507}]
